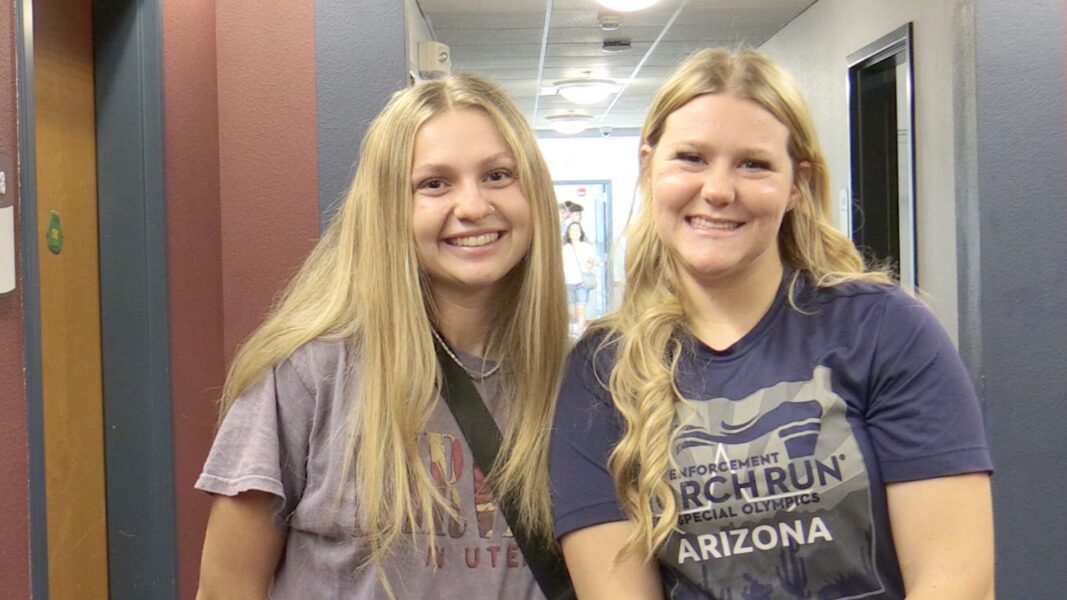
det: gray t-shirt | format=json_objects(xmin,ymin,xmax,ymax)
[{"xmin": 196, "ymin": 340, "xmax": 544, "ymax": 599}]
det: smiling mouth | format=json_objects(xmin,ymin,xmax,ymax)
[
  {"xmin": 447, "ymin": 232, "xmax": 502, "ymax": 247},
  {"xmin": 688, "ymin": 216, "xmax": 741, "ymax": 231}
]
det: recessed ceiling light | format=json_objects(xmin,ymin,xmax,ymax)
[
  {"xmin": 554, "ymin": 76, "xmax": 617, "ymax": 105},
  {"xmin": 596, "ymin": 0, "xmax": 660, "ymax": 12},
  {"xmin": 546, "ymin": 113, "xmax": 594, "ymax": 135}
]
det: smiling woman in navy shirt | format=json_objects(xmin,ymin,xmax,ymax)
[{"xmin": 549, "ymin": 48, "xmax": 994, "ymax": 600}]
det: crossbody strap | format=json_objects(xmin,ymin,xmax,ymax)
[{"xmin": 433, "ymin": 339, "xmax": 575, "ymax": 600}]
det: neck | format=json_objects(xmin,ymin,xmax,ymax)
[
  {"xmin": 680, "ymin": 260, "xmax": 785, "ymax": 351},
  {"xmin": 431, "ymin": 286, "xmax": 496, "ymax": 356}
]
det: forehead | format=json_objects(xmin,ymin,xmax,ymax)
[
  {"xmin": 412, "ymin": 107, "xmax": 512, "ymax": 164},
  {"xmin": 660, "ymin": 93, "xmax": 789, "ymax": 149}
]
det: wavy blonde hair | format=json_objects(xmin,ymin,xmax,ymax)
[
  {"xmin": 593, "ymin": 48, "xmax": 890, "ymax": 560},
  {"xmin": 218, "ymin": 74, "xmax": 567, "ymax": 570}
]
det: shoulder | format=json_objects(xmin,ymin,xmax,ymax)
[
  {"xmin": 569, "ymin": 328, "xmax": 619, "ymax": 373},
  {"xmin": 813, "ymin": 280, "xmax": 943, "ymax": 336},
  {"xmin": 556, "ymin": 328, "xmax": 622, "ymax": 418},
  {"xmin": 795, "ymin": 273, "xmax": 899, "ymax": 307},
  {"xmin": 778, "ymin": 275, "xmax": 960, "ymax": 361},
  {"xmin": 802, "ymin": 280, "xmax": 963, "ymax": 387},
  {"xmin": 792, "ymin": 275, "xmax": 929, "ymax": 327},
  {"xmin": 277, "ymin": 338, "xmax": 353, "ymax": 398}
]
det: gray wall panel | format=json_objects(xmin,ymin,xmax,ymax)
[
  {"xmin": 969, "ymin": 0, "xmax": 1067, "ymax": 595},
  {"xmin": 316, "ymin": 0, "xmax": 409, "ymax": 227}
]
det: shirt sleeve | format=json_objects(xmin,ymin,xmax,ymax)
[
  {"xmin": 195, "ymin": 357, "xmax": 317, "ymax": 532},
  {"xmin": 549, "ymin": 336, "xmax": 629, "ymax": 538},
  {"xmin": 865, "ymin": 289, "xmax": 993, "ymax": 482}
]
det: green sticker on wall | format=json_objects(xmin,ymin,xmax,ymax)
[{"xmin": 46, "ymin": 210, "xmax": 63, "ymax": 255}]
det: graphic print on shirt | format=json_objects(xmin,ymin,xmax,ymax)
[
  {"xmin": 416, "ymin": 431, "xmax": 525, "ymax": 571},
  {"xmin": 663, "ymin": 366, "xmax": 882, "ymax": 599}
]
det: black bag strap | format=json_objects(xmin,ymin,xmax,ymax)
[{"xmin": 434, "ymin": 339, "xmax": 576, "ymax": 600}]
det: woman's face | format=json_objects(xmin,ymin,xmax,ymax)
[
  {"xmin": 411, "ymin": 108, "xmax": 532, "ymax": 301},
  {"xmin": 642, "ymin": 93, "xmax": 801, "ymax": 290},
  {"xmin": 567, "ymin": 222, "xmax": 582, "ymax": 243}
]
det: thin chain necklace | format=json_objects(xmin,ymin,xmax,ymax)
[{"xmin": 431, "ymin": 327, "xmax": 501, "ymax": 381}]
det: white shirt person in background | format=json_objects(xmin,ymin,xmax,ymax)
[{"xmin": 562, "ymin": 220, "xmax": 596, "ymax": 336}]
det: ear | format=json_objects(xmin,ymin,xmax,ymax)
[
  {"xmin": 790, "ymin": 160, "xmax": 812, "ymax": 211},
  {"xmin": 639, "ymin": 143, "xmax": 654, "ymax": 165}
]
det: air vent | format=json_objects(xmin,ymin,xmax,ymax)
[{"xmin": 602, "ymin": 40, "xmax": 632, "ymax": 53}]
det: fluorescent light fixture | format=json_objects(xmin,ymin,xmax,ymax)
[
  {"xmin": 546, "ymin": 113, "xmax": 594, "ymax": 135},
  {"xmin": 596, "ymin": 0, "xmax": 659, "ymax": 12},
  {"xmin": 554, "ymin": 77, "xmax": 616, "ymax": 105}
]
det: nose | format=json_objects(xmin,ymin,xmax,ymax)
[
  {"xmin": 452, "ymin": 181, "xmax": 495, "ymax": 221},
  {"xmin": 701, "ymin": 165, "xmax": 735, "ymax": 207}
]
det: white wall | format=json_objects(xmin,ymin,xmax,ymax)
[{"xmin": 760, "ymin": 0, "xmax": 972, "ymax": 342}]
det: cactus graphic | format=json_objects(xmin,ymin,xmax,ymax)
[
  {"xmin": 776, "ymin": 545, "xmax": 811, "ymax": 598},
  {"xmin": 817, "ymin": 570, "xmax": 875, "ymax": 599},
  {"xmin": 741, "ymin": 574, "xmax": 773, "ymax": 600}
]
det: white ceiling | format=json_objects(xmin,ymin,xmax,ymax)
[{"xmin": 416, "ymin": 0, "xmax": 816, "ymax": 134}]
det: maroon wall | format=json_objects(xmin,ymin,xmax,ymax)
[
  {"xmin": 216, "ymin": 1, "xmax": 320, "ymax": 358},
  {"xmin": 0, "ymin": 3, "xmax": 30, "ymax": 598},
  {"xmin": 162, "ymin": 0, "xmax": 225, "ymax": 597},
  {"xmin": 165, "ymin": 0, "xmax": 319, "ymax": 595}
]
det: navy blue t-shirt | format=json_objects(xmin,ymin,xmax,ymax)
[{"xmin": 549, "ymin": 275, "xmax": 992, "ymax": 599}]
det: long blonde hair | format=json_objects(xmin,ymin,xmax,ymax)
[
  {"xmin": 218, "ymin": 74, "xmax": 567, "ymax": 565},
  {"xmin": 594, "ymin": 48, "xmax": 890, "ymax": 560}
]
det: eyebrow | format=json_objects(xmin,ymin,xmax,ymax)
[
  {"xmin": 412, "ymin": 151, "xmax": 516, "ymax": 175},
  {"xmin": 666, "ymin": 139, "xmax": 780, "ymax": 156},
  {"xmin": 479, "ymin": 151, "xmax": 516, "ymax": 165}
]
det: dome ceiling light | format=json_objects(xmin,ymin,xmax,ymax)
[
  {"xmin": 597, "ymin": 13, "xmax": 623, "ymax": 31},
  {"xmin": 554, "ymin": 74, "xmax": 617, "ymax": 105},
  {"xmin": 595, "ymin": 0, "xmax": 660, "ymax": 12},
  {"xmin": 546, "ymin": 113, "xmax": 594, "ymax": 135}
]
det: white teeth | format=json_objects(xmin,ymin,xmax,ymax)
[
  {"xmin": 689, "ymin": 216, "xmax": 740, "ymax": 231},
  {"xmin": 449, "ymin": 232, "xmax": 501, "ymax": 247}
]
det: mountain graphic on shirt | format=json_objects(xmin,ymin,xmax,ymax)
[{"xmin": 674, "ymin": 399, "xmax": 823, "ymax": 459}]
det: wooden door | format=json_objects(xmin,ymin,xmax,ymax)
[{"xmin": 33, "ymin": 0, "xmax": 110, "ymax": 596}]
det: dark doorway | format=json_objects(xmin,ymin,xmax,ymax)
[{"xmin": 848, "ymin": 24, "xmax": 916, "ymax": 287}]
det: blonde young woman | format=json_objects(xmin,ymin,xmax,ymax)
[
  {"xmin": 549, "ymin": 49, "xmax": 994, "ymax": 600},
  {"xmin": 195, "ymin": 74, "xmax": 567, "ymax": 599}
]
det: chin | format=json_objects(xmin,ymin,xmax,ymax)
[{"xmin": 453, "ymin": 272, "xmax": 509, "ymax": 292}]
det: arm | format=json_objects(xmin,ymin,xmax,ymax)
[
  {"xmin": 551, "ymin": 337, "xmax": 660, "ymax": 598},
  {"xmin": 561, "ymin": 521, "xmax": 663, "ymax": 600},
  {"xmin": 583, "ymin": 243, "xmax": 596, "ymax": 269},
  {"xmin": 887, "ymin": 473, "xmax": 994, "ymax": 600},
  {"xmin": 863, "ymin": 292, "xmax": 995, "ymax": 598},
  {"xmin": 197, "ymin": 491, "xmax": 286, "ymax": 600}
]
